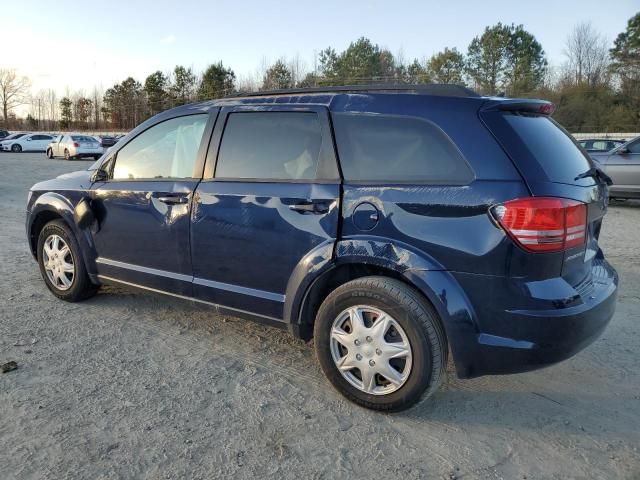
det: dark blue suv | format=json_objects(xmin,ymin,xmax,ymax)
[{"xmin": 26, "ymin": 85, "xmax": 618, "ymax": 411}]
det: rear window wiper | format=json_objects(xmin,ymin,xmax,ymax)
[{"xmin": 574, "ymin": 167, "xmax": 613, "ymax": 186}]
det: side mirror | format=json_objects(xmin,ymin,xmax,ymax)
[
  {"xmin": 91, "ymin": 168, "xmax": 109, "ymax": 183},
  {"xmin": 26, "ymin": 137, "xmax": 32, "ymax": 141},
  {"xmin": 617, "ymin": 147, "xmax": 630, "ymax": 155}
]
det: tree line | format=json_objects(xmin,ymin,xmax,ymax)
[{"xmin": 1, "ymin": 13, "xmax": 638, "ymax": 133}]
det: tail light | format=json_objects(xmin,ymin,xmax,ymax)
[
  {"xmin": 73, "ymin": 142, "xmax": 80, "ymax": 147},
  {"xmin": 491, "ymin": 197, "xmax": 587, "ymax": 253}
]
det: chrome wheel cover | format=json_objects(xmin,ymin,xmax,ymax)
[
  {"xmin": 43, "ymin": 234, "xmax": 75, "ymax": 291},
  {"xmin": 330, "ymin": 305, "xmax": 412, "ymax": 396}
]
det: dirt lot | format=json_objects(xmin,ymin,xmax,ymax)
[{"xmin": 1, "ymin": 152, "xmax": 639, "ymax": 480}]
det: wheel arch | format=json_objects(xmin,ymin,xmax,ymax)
[
  {"xmin": 286, "ymin": 237, "xmax": 480, "ymax": 378},
  {"xmin": 28, "ymin": 193, "xmax": 98, "ymax": 279}
]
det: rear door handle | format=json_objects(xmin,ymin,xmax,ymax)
[
  {"xmin": 157, "ymin": 194, "xmax": 189, "ymax": 205},
  {"xmin": 289, "ymin": 200, "xmax": 331, "ymax": 214}
]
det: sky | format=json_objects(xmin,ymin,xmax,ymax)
[{"xmin": 2, "ymin": 0, "xmax": 638, "ymax": 107}]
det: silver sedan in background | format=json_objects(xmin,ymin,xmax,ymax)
[
  {"xmin": 47, "ymin": 134, "xmax": 103, "ymax": 160},
  {"xmin": 591, "ymin": 135, "xmax": 640, "ymax": 199}
]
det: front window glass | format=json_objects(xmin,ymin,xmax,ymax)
[{"xmin": 113, "ymin": 114, "xmax": 207, "ymax": 179}]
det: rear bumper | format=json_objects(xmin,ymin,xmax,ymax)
[
  {"xmin": 74, "ymin": 151, "xmax": 102, "ymax": 158},
  {"xmin": 448, "ymin": 258, "xmax": 618, "ymax": 378}
]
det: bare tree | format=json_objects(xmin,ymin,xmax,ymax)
[
  {"xmin": 288, "ymin": 54, "xmax": 307, "ymax": 86},
  {"xmin": 29, "ymin": 90, "xmax": 48, "ymax": 128},
  {"xmin": 45, "ymin": 89, "xmax": 58, "ymax": 128},
  {"xmin": 92, "ymin": 86, "xmax": 103, "ymax": 129},
  {"xmin": 0, "ymin": 69, "xmax": 31, "ymax": 123},
  {"xmin": 564, "ymin": 22, "xmax": 610, "ymax": 86}
]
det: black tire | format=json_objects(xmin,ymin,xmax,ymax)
[
  {"xmin": 46, "ymin": 148, "xmax": 54, "ymax": 159},
  {"xmin": 314, "ymin": 276, "xmax": 447, "ymax": 412},
  {"xmin": 64, "ymin": 149, "xmax": 71, "ymax": 160},
  {"xmin": 11, "ymin": 144, "xmax": 22, "ymax": 153},
  {"xmin": 37, "ymin": 220, "xmax": 98, "ymax": 302}
]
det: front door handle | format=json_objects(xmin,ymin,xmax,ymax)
[
  {"xmin": 157, "ymin": 195, "xmax": 189, "ymax": 205},
  {"xmin": 289, "ymin": 200, "xmax": 331, "ymax": 214}
]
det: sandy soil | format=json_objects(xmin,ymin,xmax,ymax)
[{"xmin": 1, "ymin": 153, "xmax": 639, "ymax": 479}]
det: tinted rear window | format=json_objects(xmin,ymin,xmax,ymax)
[
  {"xmin": 499, "ymin": 114, "xmax": 593, "ymax": 185},
  {"xmin": 216, "ymin": 112, "xmax": 321, "ymax": 180},
  {"xmin": 71, "ymin": 136, "xmax": 95, "ymax": 142},
  {"xmin": 332, "ymin": 113, "xmax": 473, "ymax": 184}
]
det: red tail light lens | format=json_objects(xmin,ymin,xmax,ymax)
[
  {"xmin": 73, "ymin": 142, "xmax": 80, "ymax": 147},
  {"xmin": 492, "ymin": 197, "xmax": 587, "ymax": 252}
]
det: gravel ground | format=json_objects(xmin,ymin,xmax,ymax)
[{"xmin": 1, "ymin": 153, "xmax": 639, "ymax": 480}]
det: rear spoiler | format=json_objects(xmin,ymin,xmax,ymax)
[{"xmin": 481, "ymin": 99, "xmax": 555, "ymax": 116}]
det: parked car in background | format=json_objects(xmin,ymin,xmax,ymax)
[
  {"xmin": 590, "ymin": 135, "xmax": 640, "ymax": 199},
  {"xmin": 0, "ymin": 129, "xmax": 9, "ymax": 139},
  {"xmin": 0, "ymin": 132, "xmax": 28, "ymax": 149},
  {"xmin": 578, "ymin": 138, "xmax": 626, "ymax": 153},
  {"xmin": 26, "ymin": 85, "xmax": 618, "ymax": 411},
  {"xmin": 95, "ymin": 135, "xmax": 117, "ymax": 148},
  {"xmin": 2, "ymin": 133, "xmax": 54, "ymax": 152},
  {"xmin": 46, "ymin": 134, "xmax": 103, "ymax": 160}
]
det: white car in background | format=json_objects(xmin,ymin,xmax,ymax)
[
  {"xmin": 46, "ymin": 134, "xmax": 103, "ymax": 160},
  {"xmin": 0, "ymin": 132, "xmax": 29, "ymax": 149},
  {"xmin": 1, "ymin": 133, "xmax": 54, "ymax": 153}
]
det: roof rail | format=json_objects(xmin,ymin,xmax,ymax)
[{"xmin": 225, "ymin": 84, "xmax": 480, "ymax": 99}]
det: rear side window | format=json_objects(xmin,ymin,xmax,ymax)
[
  {"xmin": 332, "ymin": 113, "xmax": 473, "ymax": 184},
  {"xmin": 496, "ymin": 113, "xmax": 593, "ymax": 185},
  {"xmin": 215, "ymin": 112, "xmax": 322, "ymax": 180}
]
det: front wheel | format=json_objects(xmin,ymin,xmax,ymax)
[
  {"xmin": 314, "ymin": 276, "xmax": 447, "ymax": 411},
  {"xmin": 46, "ymin": 148, "xmax": 54, "ymax": 159},
  {"xmin": 37, "ymin": 220, "xmax": 98, "ymax": 302},
  {"xmin": 11, "ymin": 144, "xmax": 22, "ymax": 153}
]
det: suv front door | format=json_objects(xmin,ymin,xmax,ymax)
[
  {"xmin": 90, "ymin": 111, "xmax": 216, "ymax": 295},
  {"xmin": 191, "ymin": 106, "xmax": 341, "ymax": 321}
]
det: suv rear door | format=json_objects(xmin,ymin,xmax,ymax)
[
  {"xmin": 190, "ymin": 105, "xmax": 340, "ymax": 322},
  {"xmin": 481, "ymin": 103, "xmax": 609, "ymax": 282}
]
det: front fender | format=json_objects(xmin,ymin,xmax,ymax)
[{"xmin": 27, "ymin": 192, "xmax": 99, "ymax": 277}]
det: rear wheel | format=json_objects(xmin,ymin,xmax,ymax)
[
  {"xmin": 314, "ymin": 276, "xmax": 447, "ymax": 411},
  {"xmin": 37, "ymin": 220, "xmax": 98, "ymax": 302},
  {"xmin": 11, "ymin": 144, "xmax": 22, "ymax": 153},
  {"xmin": 64, "ymin": 149, "xmax": 71, "ymax": 160}
]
